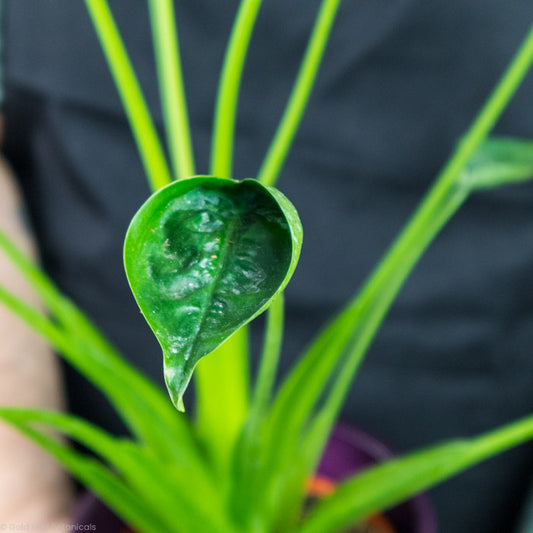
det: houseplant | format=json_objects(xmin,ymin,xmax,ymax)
[{"xmin": 1, "ymin": 0, "xmax": 533, "ymax": 531}]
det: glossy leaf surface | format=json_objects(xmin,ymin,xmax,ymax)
[{"xmin": 124, "ymin": 176, "xmax": 302, "ymax": 410}]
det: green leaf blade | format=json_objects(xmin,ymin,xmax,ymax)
[
  {"xmin": 0, "ymin": 408, "xmax": 235, "ymax": 533},
  {"xmin": 461, "ymin": 136, "xmax": 533, "ymax": 190},
  {"xmin": 258, "ymin": 135, "xmax": 533, "ymax": 526},
  {"xmin": 125, "ymin": 176, "xmax": 302, "ymax": 409},
  {"xmin": 0, "ymin": 409, "xmax": 169, "ymax": 532},
  {"xmin": 298, "ymin": 414, "xmax": 533, "ymax": 533},
  {"xmin": 0, "ymin": 226, "xmax": 206, "ymax": 464}
]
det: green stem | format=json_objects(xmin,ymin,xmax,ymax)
[
  {"xmin": 258, "ymin": 0, "xmax": 342, "ymax": 187},
  {"xmin": 196, "ymin": 0, "xmax": 264, "ymax": 471},
  {"xmin": 148, "ymin": 0, "xmax": 196, "ymax": 180},
  {"xmin": 435, "ymin": 21, "xmax": 533, "ymax": 195},
  {"xmin": 252, "ymin": 293, "xmax": 285, "ymax": 416},
  {"xmin": 195, "ymin": 328, "xmax": 250, "ymax": 471},
  {"xmin": 333, "ymin": 18, "xmax": 533, "ymax": 399},
  {"xmin": 227, "ymin": 295, "xmax": 285, "ymax": 532},
  {"xmin": 85, "ymin": 0, "xmax": 172, "ymax": 191},
  {"xmin": 257, "ymin": 22, "xmax": 533, "ymax": 523},
  {"xmin": 303, "ymin": 186, "xmax": 467, "ymax": 469},
  {"xmin": 303, "ymin": 19, "xmax": 533, "ymax": 474},
  {"xmin": 210, "ymin": 0, "xmax": 265, "ymax": 178}
]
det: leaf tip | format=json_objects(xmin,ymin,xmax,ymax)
[
  {"xmin": 164, "ymin": 361, "xmax": 190, "ymax": 412},
  {"xmin": 175, "ymin": 396, "xmax": 186, "ymax": 413}
]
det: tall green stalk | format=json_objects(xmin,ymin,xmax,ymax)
[
  {"xmin": 210, "ymin": 0, "xmax": 265, "ymax": 178},
  {"xmin": 148, "ymin": 0, "xmax": 196, "ymax": 180},
  {"xmin": 251, "ymin": 22, "xmax": 533, "ymax": 527},
  {"xmin": 85, "ymin": 0, "xmax": 172, "ymax": 192},
  {"xmin": 258, "ymin": 0, "xmax": 342, "ymax": 187},
  {"xmin": 301, "ymin": 19, "xmax": 533, "ymax": 478},
  {"xmin": 251, "ymin": 293, "xmax": 285, "ymax": 417},
  {"xmin": 196, "ymin": 0, "xmax": 265, "ymax": 472}
]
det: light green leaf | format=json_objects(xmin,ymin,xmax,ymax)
[
  {"xmin": 0, "ymin": 409, "xmax": 167, "ymax": 532},
  {"xmin": 0, "ymin": 229, "xmax": 210, "ymax": 470},
  {"xmin": 124, "ymin": 176, "xmax": 302, "ymax": 410},
  {"xmin": 298, "ymin": 414, "xmax": 533, "ymax": 533},
  {"xmin": 228, "ymin": 293, "xmax": 285, "ymax": 529},
  {"xmin": 256, "ymin": 135, "xmax": 533, "ymax": 527},
  {"xmin": 0, "ymin": 408, "xmax": 232, "ymax": 533},
  {"xmin": 461, "ymin": 137, "xmax": 533, "ymax": 190}
]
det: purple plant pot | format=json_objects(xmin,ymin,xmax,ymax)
[
  {"xmin": 317, "ymin": 424, "xmax": 436, "ymax": 533},
  {"xmin": 73, "ymin": 424, "xmax": 436, "ymax": 533}
]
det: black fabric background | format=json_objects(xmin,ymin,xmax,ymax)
[{"xmin": 4, "ymin": 1, "xmax": 533, "ymax": 531}]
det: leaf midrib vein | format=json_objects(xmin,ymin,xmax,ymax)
[{"xmin": 185, "ymin": 215, "xmax": 240, "ymax": 365}]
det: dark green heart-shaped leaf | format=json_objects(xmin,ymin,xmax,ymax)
[{"xmin": 124, "ymin": 176, "xmax": 302, "ymax": 411}]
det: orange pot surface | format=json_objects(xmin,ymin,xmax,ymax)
[{"xmin": 307, "ymin": 475, "xmax": 396, "ymax": 533}]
